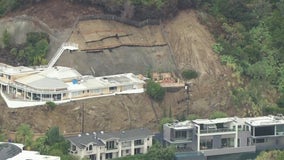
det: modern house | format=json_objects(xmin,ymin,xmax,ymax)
[
  {"xmin": 163, "ymin": 115, "xmax": 284, "ymax": 159},
  {"xmin": 66, "ymin": 128, "xmax": 153, "ymax": 160},
  {"xmin": 0, "ymin": 63, "xmax": 145, "ymax": 108},
  {"xmin": 0, "ymin": 142, "xmax": 60, "ymax": 160},
  {"xmin": 0, "ymin": 42, "xmax": 146, "ymax": 108}
]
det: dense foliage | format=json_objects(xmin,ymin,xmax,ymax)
[
  {"xmin": 256, "ymin": 150, "xmax": 284, "ymax": 160},
  {"xmin": 194, "ymin": 0, "xmax": 284, "ymax": 115},
  {"xmin": 0, "ymin": 0, "xmax": 45, "ymax": 16},
  {"xmin": 146, "ymin": 80, "xmax": 166, "ymax": 101},
  {"xmin": 115, "ymin": 143, "xmax": 175, "ymax": 160},
  {"xmin": 31, "ymin": 126, "xmax": 78, "ymax": 160},
  {"xmin": 15, "ymin": 124, "xmax": 34, "ymax": 148},
  {"xmin": 5, "ymin": 32, "xmax": 49, "ymax": 66},
  {"xmin": 182, "ymin": 69, "xmax": 198, "ymax": 80}
]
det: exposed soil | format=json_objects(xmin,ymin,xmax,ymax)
[
  {"xmin": 0, "ymin": 1, "xmax": 237, "ymax": 135},
  {"xmin": 5, "ymin": 0, "xmax": 101, "ymax": 30}
]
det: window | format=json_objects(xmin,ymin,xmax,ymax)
[
  {"xmin": 276, "ymin": 125, "xmax": 284, "ymax": 135},
  {"xmin": 175, "ymin": 131, "xmax": 187, "ymax": 139},
  {"xmin": 255, "ymin": 126, "xmax": 275, "ymax": 136},
  {"xmin": 109, "ymin": 86, "xmax": 117, "ymax": 91},
  {"xmin": 254, "ymin": 138, "xmax": 267, "ymax": 143},
  {"xmin": 126, "ymin": 149, "xmax": 129, "ymax": 153},
  {"xmin": 89, "ymin": 145, "xmax": 93, "ymax": 151},
  {"xmin": 200, "ymin": 139, "xmax": 213, "ymax": 150},
  {"xmin": 134, "ymin": 148, "xmax": 141, "ymax": 154},
  {"xmin": 106, "ymin": 141, "xmax": 115, "ymax": 150},
  {"xmin": 106, "ymin": 153, "xmax": 112, "ymax": 159},
  {"xmin": 221, "ymin": 138, "xmax": 234, "ymax": 148},
  {"xmin": 134, "ymin": 139, "xmax": 143, "ymax": 146}
]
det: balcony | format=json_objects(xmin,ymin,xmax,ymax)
[
  {"xmin": 200, "ymin": 128, "xmax": 235, "ymax": 134},
  {"xmin": 170, "ymin": 137, "xmax": 192, "ymax": 143},
  {"xmin": 201, "ymin": 145, "xmax": 256, "ymax": 157}
]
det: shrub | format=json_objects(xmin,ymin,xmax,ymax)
[
  {"xmin": 182, "ymin": 69, "xmax": 198, "ymax": 80},
  {"xmin": 46, "ymin": 101, "xmax": 56, "ymax": 111},
  {"xmin": 212, "ymin": 43, "xmax": 223, "ymax": 54},
  {"xmin": 2, "ymin": 29, "xmax": 11, "ymax": 48},
  {"xmin": 146, "ymin": 80, "xmax": 165, "ymax": 101},
  {"xmin": 277, "ymin": 95, "xmax": 284, "ymax": 108}
]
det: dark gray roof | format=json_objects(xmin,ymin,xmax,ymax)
[
  {"xmin": 66, "ymin": 128, "xmax": 153, "ymax": 149},
  {"xmin": 66, "ymin": 133, "xmax": 105, "ymax": 149},
  {"xmin": 0, "ymin": 143, "xmax": 22, "ymax": 160},
  {"xmin": 97, "ymin": 128, "xmax": 153, "ymax": 141}
]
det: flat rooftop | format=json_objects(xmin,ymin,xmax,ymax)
[
  {"xmin": 165, "ymin": 120, "xmax": 194, "ymax": 130},
  {"xmin": 193, "ymin": 117, "xmax": 236, "ymax": 125},
  {"xmin": 0, "ymin": 63, "xmax": 36, "ymax": 75},
  {"xmin": 244, "ymin": 115, "xmax": 284, "ymax": 126}
]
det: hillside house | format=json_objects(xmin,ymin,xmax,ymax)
[
  {"xmin": 163, "ymin": 115, "xmax": 284, "ymax": 159},
  {"xmin": 0, "ymin": 63, "xmax": 145, "ymax": 108},
  {"xmin": 66, "ymin": 128, "xmax": 153, "ymax": 160}
]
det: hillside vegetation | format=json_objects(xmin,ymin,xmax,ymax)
[{"xmin": 193, "ymin": 0, "xmax": 284, "ymax": 116}]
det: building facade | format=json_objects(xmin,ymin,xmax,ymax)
[
  {"xmin": 0, "ymin": 63, "xmax": 145, "ymax": 108},
  {"xmin": 66, "ymin": 128, "xmax": 153, "ymax": 160},
  {"xmin": 163, "ymin": 115, "xmax": 284, "ymax": 158}
]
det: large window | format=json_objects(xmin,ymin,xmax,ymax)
[
  {"xmin": 255, "ymin": 126, "xmax": 275, "ymax": 136},
  {"xmin": 134, "ymin": 148, "xmax": 141, "ymax": 154},
  {"xmin": 175, "ymin": 130, "xmax": 187, "ymax": 139},
  {"xmin": 106, "ymin": 153, "xmax": 112, "ymax": 159},
  {"xmin": 276, "ymin": 125, "xmax": 284, "ymax": 135},
  {"xmin": 134, "ymin": 139, "xmax": 143, "ymax": 146},
  {"xmin": 221, "ymin": 138, "xmax": 234, "ymax": 148},
  {"xmin": 200, "ymin": 139, "xmax": 213, "ymax": 150},
  {"xmin": 106, "ymin": 141, "xmax": 115, "ymax": 150}
]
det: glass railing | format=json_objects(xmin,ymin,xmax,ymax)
[
  {"xmin": 200, "ymin": 128, "xmax": 235, "ymax": 134},
  {"xmin": 171, "ymin": 137, "xmax": 192, "ymax": 142}
]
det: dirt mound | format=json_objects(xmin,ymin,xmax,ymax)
[
  {"xmin": 163, "ymin": 10, "xmax": 233, "ymax": 113},
  {"xmin": 69, "ymin": 19, "xmax": 166, "ymax": 52}
]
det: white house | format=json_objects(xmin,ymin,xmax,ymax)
[
  {"xmin": 0, "ymin": 63, "xmax": 145, "ymax": 108},
  {"xmin": 66, "ymin": 128, "xmax": 153, "ymax": 160}
]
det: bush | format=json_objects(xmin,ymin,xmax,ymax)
[
  {"xmin": 2, "ymin": 29, "xmax": 10, "ymax": 48},
  {"xmin": 146, "ymin": 80, "xmax": 165, "ymax": 101},
  {"xmin": 277, "ymin": 95, "xmax": 284, "ymax": 108},
  {"xmin": 182, "ymin": 69, "xmax": 198, "ymax": 80},
  {"xmin": 46, "ymin": 101, "xmax": 56, "ymax": 111}
]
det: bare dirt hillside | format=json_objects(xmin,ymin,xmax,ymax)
[{"xmin": 0, "ymin": 1, "xmax": 236, "ymax": 135}]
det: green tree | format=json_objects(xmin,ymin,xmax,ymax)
[
  {"xmin": 182, "ymin": 69, "xmax": 198, "ymax": 80},
  {"xmin": 146, "ymin": 80, "xmax": 165, "ymax": 101},
  {"xmin": 159, "ymin": 117, "xmax": 173, "ymax": 131},
  {"xmin": 2, "ymin": 29, "xmax": 11, "ymax": 48},
  {"xmin": 32, "ymin": 136, "xmax": 49, "ymax": 154},
  {"xmin": 145, "ymin": 143, "xmax": 175, "ymax": 160},
  {"xmin": 45, "ymin": 126, "xmax": 64, "ymax": 146},
  {"xmin": 256, "ymin": 150, "xmax": 284, "ymax": 160},
  {"xmin": 15, "ymin": 124, "xmax": 34, "ymax": 147}
]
